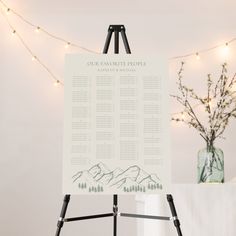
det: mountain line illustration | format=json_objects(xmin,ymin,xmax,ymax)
[{"xmin": 72, "ymin": 162, "xmax": 162, "ymax": 193}]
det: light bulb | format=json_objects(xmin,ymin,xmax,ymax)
[
  {"xmin": 195, "ymin": 52, "xmax": 200, "ymax": 60},
  {"xmin": 232, "ymin": 83, "xmax": 236, "ymax": 91},
  {"xmin": 32, "ymin": 56, "xmax": 37, "ymax": 61},
  {"xmin": 54, "ymin": 80, "xmax": 60, "ymax": 86},
  {"xmin": 65, "ymin": 42, "xmax": 70, "ymax": 49},
  {"xmin": 230, "ymin": 83, "xmax": 236, "ymax": 97},
  {"xmin": 222, "ymin": 42, "xmax": 229, "ymax": 55},
  {"xmin": 6, "ymin": 8, "xmax": 10, "ymax": 15},
  {"xmin": 12, "ymin": 30, "xmax": 16, "ymax": 36},
  {"xmin": 225, "ymin": 42, "xmax": 229, "ymax": 50},
  {"xmin": 35, "ymin": 26, "xmax": 40, "ymax": 33},
  {"xmin": 208, "ymin": 99, "xmax": 216, "ymax": 109}
]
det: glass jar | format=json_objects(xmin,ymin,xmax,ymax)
[{"xmin": 197, "ymin": 145, "xmax": 224, "ymax": 183}]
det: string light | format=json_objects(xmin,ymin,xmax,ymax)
[
  {"xmin": 222, "ymin": 42, "xmax": 230, "ymax": 57},
  {"xmin": 0, "ymin": 0, "xmax": 98, "ymax": 54},
  {"xmin": 54, "ymin": 80, "xmax": 60, "ymax": 87},
  {"xmin": 170, "ymin": 39, "xmax": 236, "ymax": 60},
  {"xmin": 6, "ymin": 7, "xmax": 10, "ymax": 14},
  {"xmin": 0, "ymin": 9, "xmax": 62, "ymax": 86},
  {"xmin": 195, "ymin": 52, "xmax": 200, "ymax": 60},
  {"xmin": 1, "ymin": 0, "xmax": 236, "ymax": 94},
  {"xmin": 2, "ymin": 0, "xmax": 236, "ymax": 60},
  {"xmin": 35, "ymin": 26, "xmax": 40, "ymax": 33},
  {"xmin": 208, "ymin": 100, "xmax": 212, "ymax": 107},
  {"xmin": 31, "ymin": 56, "xmax": 37, "ymax": 61},
  {"xmin": 225, "ymin": 42, "xmax": 229, "ymax": 50},
  {"xmin": 232, "ymin": 83, "xmax": 236, "ymax": 92},
  {"xmin": 65, "ymin": 42, "xmax": 70, "ymax": 49}
]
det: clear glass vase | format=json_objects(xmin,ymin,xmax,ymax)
[{"xmin": 197, "ymin": 145, "xmax": 224, "ymax": 183}]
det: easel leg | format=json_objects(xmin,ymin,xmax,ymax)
[
  {"xmin": 55, "ymin": 195, "xmax": 71, "ymax": 236},
  {"xmin": 120, "ymin": 28, "xmax": 131, "ymax": 54},
  {"xmin": 113, "ymin": 195, "xmax": 118, "ymax": 236},
  {"xmin": 114, "ymin": 31, "xmax": 119, "ymax": 54},
  {"xmin": 167, "ymin": 194, "xmax": 182, "ymax": 236},
  {"xmin": 103, "ymin": 27, "xmax": 113, "ymax": 54}
]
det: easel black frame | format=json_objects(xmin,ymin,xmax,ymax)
[{"xmin": 55, "ymin": 25, "xmax": 182, "ymax": 236}]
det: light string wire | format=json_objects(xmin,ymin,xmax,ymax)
[
  {"xmin": 0, "ymin": 8, "xmax": 63, "ymax": 85},
  {"xmin": 168, "ymin": 39, "xmax": 236, "ymax": 60},
  {"xmin": 2, "ymin": 0, "xmax": 236, "ymax": 61},
  {"xmin": 0, "ymin": 0, "xmax": 99, "ymax": 54},
  {"xmin": 0, "ymin": 1, "xmax": 235, "ymax": 115}
]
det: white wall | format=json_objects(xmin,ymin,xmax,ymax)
[{"xmin": 1, "ymin": 0, "xmax": 236, "ymax": 235}]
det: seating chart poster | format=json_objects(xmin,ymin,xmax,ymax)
[{"xmin": 63, "ymin": 54, "xmax": 170, "ymax": 194}]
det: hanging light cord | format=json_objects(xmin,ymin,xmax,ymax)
[
  {"xmin": 0, "ymin": 8, "xmax": 63, "ymax": 85},
  {"xmin": 0, "ymin": 0, "xmax": 99, "ymax": 54}
]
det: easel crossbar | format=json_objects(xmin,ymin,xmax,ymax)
[
  {"xmin": 120, "ymin": 213, "xmax": 171, "ymax": 221},
  {"xmin": 64, "ymin": 212, "xmax": 171, "ymax": 222},
  {"xmin": 64, "ymin": 213, "xmax": 114, "ymax": 222}
]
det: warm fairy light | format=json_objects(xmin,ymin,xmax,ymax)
[
  {"xmin": 35, "ymin": 26, "xmax": 40, "ymax": 33},
  {"xmin": 208, "ymin": 98, "xmax": 216, "ymax": 109},
  {"xmin": 2, "ymin": 0, "xmax": 236, "ymax": 93},
  {"xmin": 181, "ymin": 112, "xmax": 185, "ymax": 119},
  {"xmin": 225, "ymin": 42, "xmax": 229, "ymax": 50},
  {"xmin": 6, "ymin": 8, "xmax": 10, "ymax": 15},
  {"xmin": 230, "ymin": 83, "xmax": 236, "ymax": 98},
  {"xmin": 54, "ymin": 80, "xmax": 60, "ymax": 87},
  {"xmin": 232, "ymin": 83, "xmax": 236, "ymax": 92},
  {"xmin": 65, "ymin": 42, "xmax": 70, "ymax": 49},
  {"xmin": 196, "ymin": 52, "xmax": 200, "ymax": 60},
  {"xmin": 0, "ymin": 2, "xmax": 61, "ymax": 87},
  {"xmin": 222, "ymin": 42, "xmax": 230, "ymax": 57},
  {"xmin": 31, "ymin": 56, "xmax": 37, "ymax": 61}
]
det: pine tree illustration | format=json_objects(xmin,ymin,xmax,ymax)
[
  {"xmin": 89, "ymin": 187, "xmax": 91, "ymax": 192},
  {"xmin": 101, "ymin": 186, "xmax": 104, "ymax": 192},
  {"xmin": 78, "ymin": 183, "xmax": 81, "ymax": 188},
  {"xmin": 85, "ymin": 183, "xmax": 87, "ymax": 188},
  {"xmin": 148, "ymin": 183, "xmax": 151, "ymax": 189}
]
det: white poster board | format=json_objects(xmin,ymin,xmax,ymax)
[{"xmin": 63, "ymin": 54, "xmax": 170, "ymax": 194}]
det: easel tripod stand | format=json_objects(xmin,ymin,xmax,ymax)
[{"xmin": 55, "ymin": 25, "xmax": 182, "ymax": 236}]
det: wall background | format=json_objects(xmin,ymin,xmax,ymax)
[{"xmin": 1, "ymin": 0, "xmax": 236, "ymax": 235}]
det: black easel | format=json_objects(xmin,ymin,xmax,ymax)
[{"xmin": 55, "ymin": 25, "xmax": 182, "ymax": 236}]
